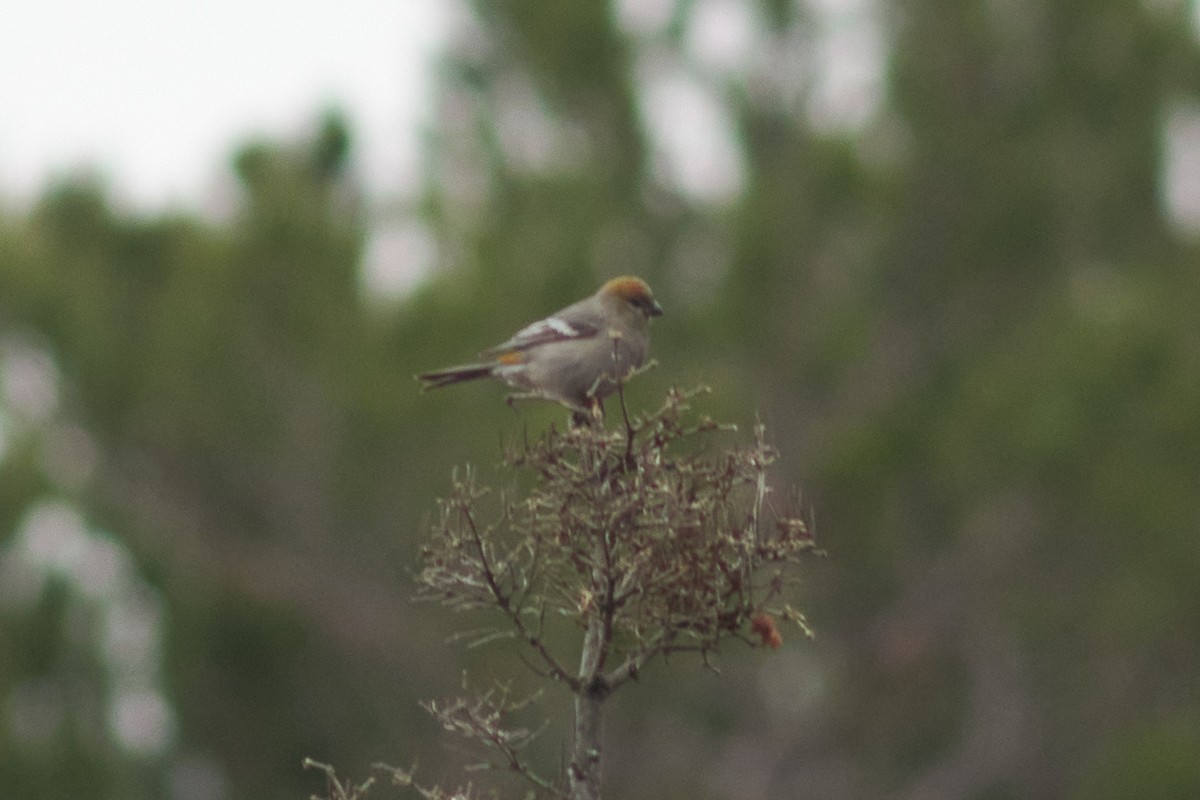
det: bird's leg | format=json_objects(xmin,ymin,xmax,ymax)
[
  {"xmin": 569, "ymin": 397, "xmax": 604, "ymax": 429},
  {"xmin": 588, "ymin": 395, "xmax": 604, "ymax": 423},
  {"xmin": 585, "ymin": 370, "xmax": 608, "ymax": 400}
]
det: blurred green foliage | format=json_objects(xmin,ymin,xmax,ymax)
[{"xmin": 2, "ymin": 1, "xmax": 1200, "ymax": 799}]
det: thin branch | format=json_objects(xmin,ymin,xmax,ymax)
[
  {"xmin": 604, "ymin": 638, "xmax": 724, "ymax": 690},
  {"xmin": 461, "ymin": 502, "xmax": 579, "ymax": 690},
  {"xmin": 611, "ymin": 337, "xmax": 637, "ymax": 467},
  {"xmin": 303, "ymin": 759, "xmax": 375, "ymax": 800},
  {"xmin": 424, "ymin": 684, "xmax": 564, "ymax": 797}
]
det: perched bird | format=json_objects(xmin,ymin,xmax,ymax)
[{"xmin": 417, "ymin": 276, "xmax": 663, "ymax": 415}]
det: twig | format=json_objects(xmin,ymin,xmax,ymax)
[{"xmin": 461, "ymin": 502, "xmax": 579, "ymax": 690}]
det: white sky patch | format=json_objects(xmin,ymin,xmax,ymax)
[
  {"xmin": 1, "ymin": 340, "xmax": 60, "ymax": 428},
  {"xmin": 72, "ymin": 530, "xmax": 133, "ymax": 603},
  {"xmin": 1162, "ymin": 102, "xmax": 1200, "ymax": 237},
  {"xmin": 614, "ymin": 0, "xmax": 677, "ymax": 36},
  {"xmin": 16, "ymin": 500, "xmax": 91, "ymax": 581},
  {"xmin": 806, "ymin": 0, "xmax": 885, "ymax": 132},
  {"xmin": 360, "ymin": 217, "xmax": 438, "ymax": 302},
  {"xmin": 494, "ymin": 74, "xmax": 581, "ymax": 173},
  {"xmin": 0, "ymin": 0, "xmax": 445, "ymax": 210},
  {"xmin": 685, "ymin": 0, "xmax": 763, "ymax": 77},
  {"xmin": 109, "ymin": 687, "xmax": 175, "ymax": 755},
  {"xmin": 637, "ymin": 63, "xmax": 745, "ymax": 204}
]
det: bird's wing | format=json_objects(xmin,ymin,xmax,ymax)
[{"xmin": 482, "ymin": 312, "xmax": 603, "ymax": 357}]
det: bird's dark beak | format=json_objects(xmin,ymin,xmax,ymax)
[{"xmin": 649, "ymin": 299, "xmax": 664, "ymax": 317}]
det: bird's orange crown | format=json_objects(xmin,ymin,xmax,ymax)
[{"xmin": 601, "ymin": 276, "xmax": 654, "ymax": 303}]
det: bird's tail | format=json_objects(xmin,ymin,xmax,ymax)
[{"xmin": 416, "ymin": 363, "xmax": 495, "ymax": 391}]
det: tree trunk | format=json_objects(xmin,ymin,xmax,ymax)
[
  {"xmin": 569, "ymin": 584, "xmax": 610, "ymax": 800},
  {"xmin": 569, "ymin": 683, "xmax": 605, "ymax": 800}
]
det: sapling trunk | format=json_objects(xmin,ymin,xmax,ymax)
[
  {"xmin": 569, "ymin": 504, "xmax": 614, "ymax": 800},
  {"xmin": 569, "ymin": 675, "xmax": 606, "ymax": 800}
]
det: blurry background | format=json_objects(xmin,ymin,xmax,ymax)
[{"xmin": 3, "ymin": 0, "xmax": 1200, "ymax": 798}]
